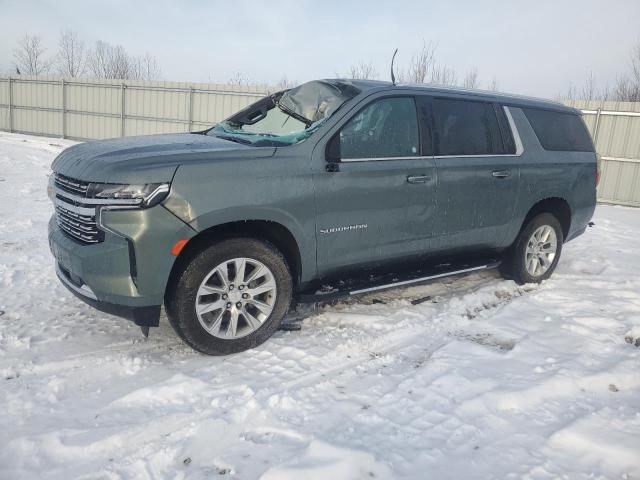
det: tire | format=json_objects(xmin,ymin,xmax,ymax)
[
  {"xmin": 166, "ymin": 237, "xmax": 292, "ymax": 355},
  {"xmin": 500, "ymin": 213, "xmax": 564, "ymax": 285}
]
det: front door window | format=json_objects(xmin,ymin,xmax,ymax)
[{"xmin": 339, "ymin": 97, "xmax": 420, "ymax": 160}]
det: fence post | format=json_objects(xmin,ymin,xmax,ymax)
[
  {"xmin": 592, "ymin": 108, "xmax": 602, "ymax": 147},
  {"xmin": 61, "ymin": 79, "xmax": 66, "ymax": 138},
  {"xmin": 120, "ymin": 83, "xmax": 126, "ymax": 137},
  {"xmin": 187, "ymin": 87, "xmax": 194, "ymax": 132},
  {"xmin": 8, "ymin": 77, "xmax": 13, "ymax": 133}
]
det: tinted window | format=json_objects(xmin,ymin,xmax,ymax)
[
  {"xmin": 432, "ymin": 98, "xmax": 504, "ymax": 156},
  {"xmin": 523, "ymin": 108, "xmax": 594, "ymax": 152},
  {"xmin": 340, "ymin": 97, "xmax": 420, "ymax": 159}
]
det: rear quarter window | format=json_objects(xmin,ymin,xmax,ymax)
[
  {"xmin": 522, "ymin": 108, "xmax": 594, "ymax": 152},
  {"xmin": 431, "ymin": 98, "xmax": 509, "ymax": 156}
]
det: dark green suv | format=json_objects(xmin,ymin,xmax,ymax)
[{"xmin": 48, "ymin": 79, "xmax": 597, "ymax": 354}]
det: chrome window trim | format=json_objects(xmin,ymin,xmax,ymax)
[
  {"xmin": 434, "ymin": 153, "xmax": 519, "ymax": 159},
  {"xmin": 55, "ymin": 263, "xmax": 98, "ymax": 300},
  {"xmin": 339, "ymin": 107, "xmax": 524, "ymax": 163},
  {"xmin": 341, "ymin": 155, "xmax": 431, "ymax": 163},
  {"xmin": 504, "ymin": 106, "xmax": 524, "ymax": 156}
]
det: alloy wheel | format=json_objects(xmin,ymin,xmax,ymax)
[
  {"xmin": 195, "ymin": 257, "xmax": 277, "ymax": 339},
  {"xmin": 524, "ymin": 225, "xmax": 558, "ymax": 277}
]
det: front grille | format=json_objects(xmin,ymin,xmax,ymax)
[
  {"xmin": 54, "ymin": 173, "xmax": 90, "ymax": 196},
  {"xmin": 53, "ymin": 174, "xmax": 103, "ymax": 244},
  {"xmin": 55, "ymin": 203, "xmax": 102, "ymax": 243}
]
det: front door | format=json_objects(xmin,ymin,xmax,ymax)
[
  {"xmin": 313, "ymin": 95, "xmax": 436, "ymax": 278},
  {"xmin": 428, "ymin": 96, "xmax": 521, "ymax": 253}
]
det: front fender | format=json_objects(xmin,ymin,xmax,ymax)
[
  {"xmin": 188, "ymin": 206, "xmax": 315, "ymax": 284},
  {"xmin": 163, "ymin": 157, "xmax": 317, "ymax": 284}
]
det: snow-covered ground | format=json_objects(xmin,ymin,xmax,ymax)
[{"xmin": 0, "ymin": 132, "xmax": 639, "ymax": 480}]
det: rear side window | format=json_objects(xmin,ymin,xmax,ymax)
[
  {"xmin": 432, "ymin": 98, "xmax": 506, "ymax": 156},
  {"xmin": 339, "ymin": 97, "xmax": 420, "ymax": 159},
  {"xmin": 522, "ymin": 108, "xmax": 594, "ymax": 152}
]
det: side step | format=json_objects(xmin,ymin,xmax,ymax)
[{"xmin": 297, "ymin": 259, "xmax": 501, "ymax": 304}]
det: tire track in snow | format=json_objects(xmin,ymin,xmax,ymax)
[
  {"xmin": 3, "ymin": 272, "xmax": 531, "ymax": 389},
  {"xmin": 2, "ymin": 265, "xmax": 539, "ymax": 479},
  {"xmin": 277, "ymin": 279, "xmax": 537, "ymax": 393}
]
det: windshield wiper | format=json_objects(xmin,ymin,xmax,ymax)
[
  {"xmin": 214, "ymin": 134, "xmax": 253, "ymax": 145},
  {"xmin": 276, "ymin": 101, "xmax": 313, "ymax": 127}
]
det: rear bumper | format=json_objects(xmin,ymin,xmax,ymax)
[{"xmin": 566, "ymin": 225, "xmax": 587, "ymax": 242}]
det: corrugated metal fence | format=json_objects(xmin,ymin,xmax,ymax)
[
  {"xmin": 0, "ymin": 75, "xmax": 268, "ymax": 140},
  {"xmin": 565, "ymin": 100, "xmax": 640, "ymax": 206},
  {"xmin": 1, "ymin": 75, "xmax": 639, "ymax": 206}
]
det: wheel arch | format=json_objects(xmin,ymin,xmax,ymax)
[
  {"xmin": 521, "ymin": 197, "xmax": 572, "ymax": 240},
  {"xmin": 165, "ymin": 220, "xmax": 303, "ymax": 303}
]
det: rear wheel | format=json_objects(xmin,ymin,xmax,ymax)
[
  {"xmin": 500, "ymin": 213, "xmax": 564, "ymax": 285},
  {"xmin": 166, "ymin": 238, "xmax": 292, "ymax": 355}
]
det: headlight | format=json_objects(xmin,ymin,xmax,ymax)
[{"xmin": 87, "ymin": 182, "xmax": 170, "ymax": 208}]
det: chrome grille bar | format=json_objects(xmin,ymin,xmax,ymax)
[
  {"xmin": 53, "ymin": 185, "xmax": 143, "ymax": 206},
  {"xmin": 53, "ymin": 173, "xmax": 103, "ymax": 244},
  {"xmin": 54, "ymin": 173, "xmax": 90, "ymax": 195}
]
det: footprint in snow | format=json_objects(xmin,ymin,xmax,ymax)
[
  {"xmin": 454, "ymin": 331, "xmax": 516, "ymax": 352},
  {"xmin": 624, "ymin": 335, "xmax": 640, "ymax": 347}
]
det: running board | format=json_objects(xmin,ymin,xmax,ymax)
[{"xmin": 297, "ymin": 259, "xmax": 501, "ymax": 303}]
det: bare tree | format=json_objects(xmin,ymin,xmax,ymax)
[
  {"xmin": 129, "ymin": 53, "xmax": 161, "ymax": 80},
  {"xmin": 613, "ymin": 42, "xmax": 640, "ymax": 101},
  {"xmin": 430, "ymin": 64, "xmax": 457, "ymax": 86},
  {"xmin": 87, "ymin": 41, "xmax": 161, "ymax": 80},
  {"xmin": 487, "ymin": 76, "xmax": 499, "ymax": 91},
  {"xmin": 563, "ymin": 82, "xmax": 578, "ymax": 101},
  {"xmin": 87, "ymin": 40, "xmax": 109, "ymax": 78},
  {"xmin": 56, "ymin": 30, "xmax": 86, "ymax": 77},
  {"xmin": 562, "ymin": 71, "xmax": 612, "ymax": 101},
  {"xmin": 462, "ymin": 68, "xmax": 479, "ymax": 89},
  {"xmin": 396, "ymin": 40, "xmax": 461, "ymax": 86},
  {"xmin": 275, "ymin": 76, "xmax": 296, "ymax": 90},
  {"xmin": 228, "ymin": 72, "xmax": 249, "ymax": 86},
  {"xmin": 88, "ymin": 41, "xmax": 126, "ymax": 78},
  {"xmin": 564, "ymin": 42, "xmax": 640, "ymax": 101},
  {"xmin": 13, "ymin": 34, "xmax": 52, "ymax": 75},
  {"xmin": 580, "ymin": 71, "xmax": 598, "ymax": 101},
  {"xmin": 348, "ymin": 61, "xmax": 378, "ymax": 80},
  {"xmin": 404, "ymin": 40, "xmax": 437, "ymax": 83}
]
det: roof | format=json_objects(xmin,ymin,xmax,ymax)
[{"xmin": 324, "ymin": 78, "xmax": 577, "ymax": 114}]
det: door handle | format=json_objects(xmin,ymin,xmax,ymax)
[
  {"xmin": 492, "ymin": 170, "xmax": 510, "ymax": 178},
  {"xmin": 407, "ymin": 175, "xmax": 431, "ymax": 184}
]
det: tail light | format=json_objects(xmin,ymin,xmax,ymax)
[{"xmin": 595, "ymin": 153, "xmax": 602, "ymax": 186}]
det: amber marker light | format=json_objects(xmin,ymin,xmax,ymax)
[{"xmin": 171, "ymin": 239, "xmax": 189, "ymax": 256}]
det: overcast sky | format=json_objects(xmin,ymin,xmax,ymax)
[{"xmin": 1, "ymin": 0, "xmax": 639, "ymax": 98}]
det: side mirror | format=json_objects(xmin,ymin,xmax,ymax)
[{"xmin": 325, "ymin": 133, "xmax": 341, "ymax": 172}]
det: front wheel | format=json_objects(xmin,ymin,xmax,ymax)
[
  {"xmin": 166, "ymin": 238, "xmax": 293, "ymax": 355},
  {"xmin": 500, "ymin": 213, "xmax": 564, "ymax": 285}
]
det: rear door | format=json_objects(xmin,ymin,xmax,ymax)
[
  {"xmin": 429, "ymin": 96, "xmax": 522, "ymax": 253},
  {"xmin": 313, "ymin": 94, "xmax": 436, "ymax": 278}
]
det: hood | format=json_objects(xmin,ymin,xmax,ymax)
[{"xmin": 51, "ymin": 133, "xmax": 276, "ymax": 183}]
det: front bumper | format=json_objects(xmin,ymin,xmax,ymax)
[
  {"xmin": 49, "ymin": 205, "xmax": 195, "ymax": 326},
  {"xmin": 56, "ymin": 262, "xmax": 161, "ymax": 326}
]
